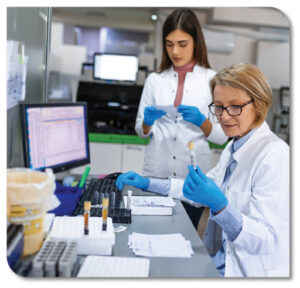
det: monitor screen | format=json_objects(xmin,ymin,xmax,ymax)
[
  {"xmin": 93, "ymin": 53, "xmax": 138, "ymax": 82},
  {"xmin": 21, "ymin": 102, "xmax": 90, "ymax": 173}
]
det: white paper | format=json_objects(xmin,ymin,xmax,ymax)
[
  {"xmin": 131, "ymin": 196, "xmax": 176, "ymax": 207},
  {"xmin": 128, "ymin": 233, "xmax": 193, "ymax": 258},
  {"xmin": 123, "ymin": 196, "xmax": 175, "ymax": 215},
  {"xmin": 114, "ymin": 225, "xmax": 127, "ymax": 233},
  {"xmin": 7, "ymin": 40, "xmax": 28, "ymax": 109},
  {"xmin": 153, "ymin": 105, "xmax": 180, "ymax": 119}
]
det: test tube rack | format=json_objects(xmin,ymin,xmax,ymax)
[
  {"xmin": 31, "ymin": 240, "xmax": 78, "ymax": 277},
  {"xmin": 73, "ymin": 177, "xmax": 131, "ymax": 224}
]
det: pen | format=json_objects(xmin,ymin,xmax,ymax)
[{"xmin": 78, "ymin": 166, "xmax": 91, "ymax": 188}]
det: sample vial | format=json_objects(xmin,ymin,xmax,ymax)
[
  {"xmin": 188, "ymin": 141, "xmax": 197, "ymax": 170},
  {"xmin": 127, "ymin": 190, "xmax": 132, "ymax": 210},
  {"xmin": 84, "ymin": 201, "xmax": 91, "ymax": 235},
  {"xmin": 102, "ymin": 196, "xmax": 109, "ymax": 231}
]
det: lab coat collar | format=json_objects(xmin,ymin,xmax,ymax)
[
  {"xmin": 168, "ymin": 63, "xmax": 204, "ymax": 74},
  {"xmin": 229, "ymin": 122, "xmax": 269, "ymax": 164},
  {"xmin": 231, "ymin": 128, "xmax": 256, "ymax": 154}
]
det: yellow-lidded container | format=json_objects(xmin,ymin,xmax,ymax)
[{"xmin": 7, "ymin": 168, "xmax": 55, "ymax": 256}]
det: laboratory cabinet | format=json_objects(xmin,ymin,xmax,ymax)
[
  {"xmin": 71, "ymin": 142, "xmax": 223, "ymax": 176},
  {"xmin": 122, "ymin": 144, "xmax": 146, "ymax": 173},
  {"xmin": 70, "ymin": 142, "xmax": 146, "ymax": 175}
]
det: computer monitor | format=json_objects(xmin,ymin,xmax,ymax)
[
  {"xmin": 93, "ymin": 53, "xmax": 138, "ymax": 82},
  {"xmin": 21, "ymin": 102, "xmax": 90, "ymax": 173}
]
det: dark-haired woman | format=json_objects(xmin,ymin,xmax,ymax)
[{"xmin": 135, "ymin": 8, "xmax": 227, "ymax": 228}]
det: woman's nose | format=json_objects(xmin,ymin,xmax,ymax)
[
  {"xmin": 172, "ymin": 45, "xmax": 179, "ymax": 54},
  {"xmin": 220, "ymin": 109, "xmax": 232, "ymax": 121}
]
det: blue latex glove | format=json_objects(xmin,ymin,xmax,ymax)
[
  {"xmin": 183, "ymin": 165, "xmax": 228, "ymax": 213},
  {"xmin": 116, "ymin": 171, "xmax": 150, "ymax": 191},
  {"xmin": 144, "ymin": 106, "xmax": 166, "ymax": 126},
  {"xmin": 177, "ymin": 105, "xmax": 206, "ymax": 127}
]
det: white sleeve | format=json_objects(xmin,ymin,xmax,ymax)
[
  {"xmin": 135, "ymin": 73, "xmax": 156, "ymax": 138},
  {"xmin": 168, "ymin": 178, "xmax": 204, "ymax": 208}
]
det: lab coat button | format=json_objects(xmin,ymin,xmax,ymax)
[
  {"xmin": 175, "ymin": 120, "xmax": 177, "ymax": 123},
  {"xmin": 173, "ymin": 156, "xmax": 176, "ymax": 159},
  {"xmin": 173, "ymin": 172, "xmax": 176, "ymax": 176},
  {"xmin": 173, "ymin": 138, "xmax": 176, "ymax": 141},
  {"xmin": 172, "ymin": 89, "xmax": 175, "ymax": 93}
]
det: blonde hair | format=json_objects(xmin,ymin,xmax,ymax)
[{"xmin": 210, "ymin": 63, "xmax": 272, "ymax": 127}]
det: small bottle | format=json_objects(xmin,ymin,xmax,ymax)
[
  {"xmin": 188, "ymin": 141, "xmax": 197, "ymax": 170},
  {"xmin": 84, "ymin": 201, "xmax": 91, "ymax": 235}
]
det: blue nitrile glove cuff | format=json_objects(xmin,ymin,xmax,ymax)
[
  {"xmin": 210, "ymin": 196, "xmax": 228, "ymax": 213},
  {"xmin": 177, "ymin": 105, "xmax": 206, "ymax": 127},
  {"xmin": 144, "ymin": 106, "xmax": 166, "ymax": 126},
  {"xmin": 116, "ymin": 171, "xmax": 150, "ymax": 191}
]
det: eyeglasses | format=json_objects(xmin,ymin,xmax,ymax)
[{"xmin": 208, "ymin": 100, "xmax": 254, "ymax": 116}]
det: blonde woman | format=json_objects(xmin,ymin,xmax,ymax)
[{"xmin": 117, "ymin": 63, "xmax": 289, "ymax": 277}]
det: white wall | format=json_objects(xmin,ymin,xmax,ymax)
[
  {"xmin": 256, "ymin": 41, "xmax": 290, "ymax": 89},
  {"xmin": 208, "ymin": 35, "xmax": 256, "ymax": 72},
  {"xmin": 49, "ymin": 22, "xmax": 87, "ymax": 75}
]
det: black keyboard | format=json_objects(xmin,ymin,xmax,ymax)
[{"xmin": 73, "ymin": 177, "xmax": 131, "ymax": 224}]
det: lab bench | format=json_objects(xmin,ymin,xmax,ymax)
[{"xmin": 13, "ymin": 186, "xmax": 220, "ymax": 278}]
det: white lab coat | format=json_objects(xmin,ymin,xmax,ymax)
[
  {"xmin": 169, "ymin": 122, "xmax": 289, "ymax": 277},
  {"xmin": 135, "ymin": 65, "xmax": 227, "ymax": 178}
]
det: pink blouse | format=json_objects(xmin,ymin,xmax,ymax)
[{"xmin": 173, "ymin": 61, "xmax": 197, "ymax": 107}]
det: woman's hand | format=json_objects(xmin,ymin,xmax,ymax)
[
  {"xmin": 116, "ymin": 171, "xmax": 150, "ymax": 191},
  {"xmin": 177, "ymin": 105, "xmax": 206, "ymax": 127},
  {"xmin": 183, "ymin": 165, "xmax": 228, "ymax": 213},
  {"xmin": 143, "ymin": 106, "xmax": 166, "ymax": 126}
]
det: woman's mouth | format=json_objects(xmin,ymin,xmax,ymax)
[
  {"xmin": 222, "ymin": 124, "xmax": 237, "ymax": 129},
  {"xmin": 172, "ymin": 57, "xmax": 182, "ymax": 62}
]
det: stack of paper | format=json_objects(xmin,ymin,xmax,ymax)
[
  {"xmin": 123, "ymin": 196, "xmax": 176, "ymax": 215},
  {"xmin": 128, "ymin": 233, "xmax": 193, "ymax": 258}
]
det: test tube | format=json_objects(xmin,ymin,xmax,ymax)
[
  {"xmin": 84, "ymin": 201, "xmax": 91, "ymax": 235},
  {"xmin": 99, "ymin": 192, "xmax": 104, "ymax": 206},
  {"xmin": 127, "ymin": 190, "xmax": 132, "ymax": 210},
  {"xmin": 92, "ymin": 191, "xmax": 100, "ymax": 205},
  {"xmin": 188, "ymin": 141, "xmax": 197, "ymax": 170},
  {"xmin": 102, "ymin": 195, "xmax": 109, "ymax": 231},
  {"xmin": 110, "ymin": 191, "xmax": 116, "ymax": 208}
]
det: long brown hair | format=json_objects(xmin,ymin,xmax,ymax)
[{"xmin": 159, "ymin": 8, "xmax": 210, "ymax": 72}]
